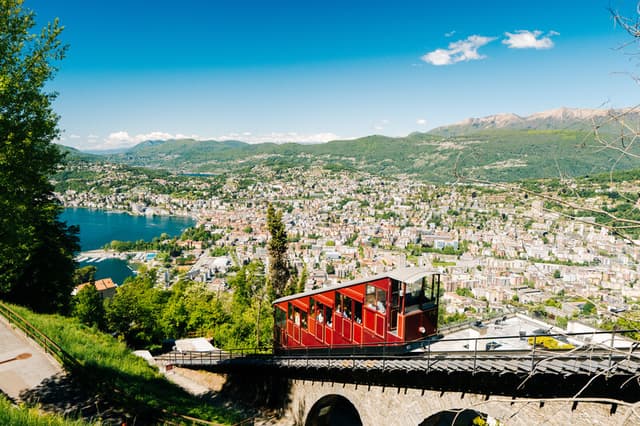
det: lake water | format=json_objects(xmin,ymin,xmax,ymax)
[{"xmin": 61, "ymin": 208, "xmax": 196, "ymax": 284}]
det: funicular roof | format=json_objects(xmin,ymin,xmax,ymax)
[{"xmin": 272, "ymin": 266, "xmax": 435, "ymax": 305}]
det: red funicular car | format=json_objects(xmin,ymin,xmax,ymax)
[{"xmin": 273, "ymin": 267, "xmax": 441, "ymax": 355}]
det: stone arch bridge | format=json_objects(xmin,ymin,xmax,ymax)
[{"xmin": 159, "ymin": 333, "xmax": 640, "ymax": 425}]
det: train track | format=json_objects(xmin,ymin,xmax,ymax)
[{"xmin": 156, "ymin": 345, "xmax": 640, "ymax": 378}]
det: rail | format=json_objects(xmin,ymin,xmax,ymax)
[{"xmin": 0, "ymin": 301, "xmax": 81, "ymax": 371}]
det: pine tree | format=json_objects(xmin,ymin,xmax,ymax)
[
  {"xmin": 266, "ymin": 203, "xmax": 290, "ymax": 298},
  {"xmin": 0, "ymin": 0, "xmax": 79, "ymax": 313}
]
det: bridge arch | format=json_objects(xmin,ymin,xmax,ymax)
[{"xmin": 305, "ymin": 394, "xmax": 362, "ymax": 426}]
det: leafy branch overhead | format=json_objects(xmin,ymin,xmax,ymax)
[{"xmin": 0, "ymin": 0, "xmax": 79, "ymax": 313}]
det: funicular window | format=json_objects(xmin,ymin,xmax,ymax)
[
  {"xmin": 336, "ymin": 293, "xmax": 353, "ymax": 319},
  {"xmin": 290, "ymin": 304, "xmax": 308, "ymax": 328},
  {"xmin": 354, "ymin": 301, "xmax": 362, "ymax": 324},
  {"xmin": 404, "ymin": 278, "xmax": 426, "ymax": 311},
  {"xmin": 288, "ymin": 303, "xmax": 293, "ymax": 320},
  {"xmin": 365, "ymin": 285, "xmax": 387, "ymax": 313},
  {"xmin": 311, "ymin": 297, "xmax": 326, "ymax": 323},
  {"xmin": 326, "ymin": 307, "xmax": 333, "ymax": 328},
  {"xmin": 404, "ymin": 274, "xmax": 439, "ymax": 313},
  {"xmin": 275, "ymin": 307, "xmax": 286, "ymax": 327}
]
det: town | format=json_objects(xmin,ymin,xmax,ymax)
[{"xmin": 56, "ymin": 159, "xmax": 640, "ymax": 333}]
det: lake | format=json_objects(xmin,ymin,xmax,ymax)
[{"xmin": 61, "ymin": 208, "xmax": 196, "ymax": 284}]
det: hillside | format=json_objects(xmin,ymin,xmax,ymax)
[{"xmin": 62, "ymin": 107, "xmax": 640, "ymax": 183}]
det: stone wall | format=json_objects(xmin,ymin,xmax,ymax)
[{"xmin": 275, "ymin": 379, "xmax": 635, "ymax": 426}]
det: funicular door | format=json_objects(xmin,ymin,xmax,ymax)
[{"xmin": 389, "ymin": 280, "xmax": 400, "ymax": 332}]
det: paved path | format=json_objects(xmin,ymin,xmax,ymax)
[{"xmin": 0, "ymin": 315, "xmax": 62, "ymax": 400}]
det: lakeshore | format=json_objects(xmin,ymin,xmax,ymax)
[{"xmin": 64, "ymin": 208, "xmax": 195, "ymax": 284}]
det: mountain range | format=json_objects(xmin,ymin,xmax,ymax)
[
  {"xmin": 430, "ymin": 107, "xmax": 640, "ymax": 136},
  {"xmin": 62, "ymin": 107, "xmax": 640, "ymax": 183}
]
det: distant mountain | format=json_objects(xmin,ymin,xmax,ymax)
[
  {"xmin": 62, "ymin": 106, "xmax": 640, "ymax": 183},
  {"xmin": 57, "ymin": 144, "xmax": 101, "ymax": 162},
  {"xmin": 430, "ymin": 107, "xmax": 640, "ymax": 136}
]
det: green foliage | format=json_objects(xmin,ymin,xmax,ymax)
[
  {"xmin": 105, "ymin": 270, "xmax": 168, "ymax": 348},
  {"xmin": 72, "ymin": 265, "xmax": 97, "ymax": 286},
  {"xmin": 581, "ymin": 301, "xmax": 596, "ymax": 315},
  {"xmin": 7, "ymin": 303, "xmax": 242, "ymax": 423},
  {"xmin": 544, "ymin": 298, "xmax": 562, "ymax": 308},
  {"xmin": 71, "ymin": 285, "xmax": 106, "ymax": 329},
  {"xmin": 219, "ymin": 261, "xmax": 272, "ymax": 348},
  {"xmin": 181, "ymin": 225, "xmax": 212, "ymax": 242},
  {"xmin": 0, "ymin": 1, "xmax": 79, "ymax": 313},
  {"xmin": 104, "ymin": 237, "xmax": 183, "ymax": 256},
  {"xmin": 455, "ymin": 287, "xmax": 473, "ymax": 298},
  {"xmin": 89, "ymin": 125, "xmax": 640, "ymax": 184},
  {"xmin": 0, "ymin": 393, "xmax": 93, "ymax": 426},
  {"xmin": 160, "ymin": 280, "xmax": 229, "ymax": 338},
  {"xmin": 528, "ymin": 336, "xmax": 574, "ymax": 350},
  {"xmin": 210, "ymin": 246, "xmax": 230, "ymax": 257},
  {"xmin": 266, "ymin": 204, "xmax": 290, "ymax": 298}
]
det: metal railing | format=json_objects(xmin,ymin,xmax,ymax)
[
  {"xmin": 159, "ymin": 329, "xmax": 640, "ymax": 379},
  {"xmin": 0, "ymin": 302, "xmax": 217, "ymax": 426},
  {"xmin": 0, "ymin": 301, "xmax": 81, "ymax": 370}
]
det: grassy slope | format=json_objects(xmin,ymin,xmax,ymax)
[
  {"xmin": 5, "ymin": 303, "xmax": 243, "ymax": 425},
  {"xmin": 0, "ymin": 394, "xmax": 93, "ymax": 426}
]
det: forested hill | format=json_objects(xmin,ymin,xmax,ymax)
[
  {"xmin": 60, "ymin": 128, "xmax": 640, "ymax": 183},
  {"xmin": 60, "ymin": 107, "xmax": 640, "ymax": 183}
]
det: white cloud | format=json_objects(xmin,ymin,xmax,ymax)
[
  {"xmin": 444, "ymin": 30, "xmax": 456, "ymax": 38},
  {"xmin": 373, "ymin": 119, "xmax": 390, "ymax": 131},
  {"xmin": 69, "ymin": 134, "xmax": 81, "ymax": 139},
  {"xmin": 421, "ymin": 35, "xmax": 496, "ymax": 66},
  {"xmin": 416, "ymin": 119, "xmax": 427, "ymax": 125},
  {"xmin": 69, "ymin": 130, "xmax": 342, "ymax": 150},
  {"xmin": 502, "ymin": 30, "xmax": 557, "ymax": 49},
  {"xmin": 216, "ymin": 132, "xmax": 340, "ymax": 144},
  {"xmin": 100, "ymin": 131, "xmax": 200, "ymax": 150}
]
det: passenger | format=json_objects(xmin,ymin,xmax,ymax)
[
  {"xmin": 376, "ymin": 300, "xmax": 386, "ymax": 313},
  {"xmin": 317, "ymin": 312, "xmax": 324, "ymax": 323}
]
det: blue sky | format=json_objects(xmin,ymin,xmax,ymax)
[{"xmin": 28, "ymin": 0, "xmax": 640, "ymax": 150}]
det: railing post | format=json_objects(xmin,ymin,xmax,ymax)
[
  {"xmin": 473, "ymin": 338, "xmax": 478, "ymax": 375},
  {"xmin": 531, "ymin": 336, "xmax": 536, "ymax": 373},
  {"xmin": 382, "ymin": 343, "xmax": 386, "ymax": 371},
  {"xmin": 427, "ymin": 344, "xmax": 431, "ymax": 373},
  {"xmin": 608, "ymin": 329, "xmax": 616, "ymax": 375}
]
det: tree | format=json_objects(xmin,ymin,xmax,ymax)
[
  {"xmin": 0, "ymin": 0, "xmax": 79, "ymax": 313},
  {"xmin": 266, "ymin": 204, "xmax": 290, "ymax": 298},
  {"xmin": 72, "ymin": 284, "xmax": 106, "ymax": 329},
  {"xmin": 105, "ymin": 270, "xmax": 167, "ymax": 348}
]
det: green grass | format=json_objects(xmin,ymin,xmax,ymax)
[
  {"xmin": 6, "ymin": 303, "xmax": 243, "ymax": 425},
  {"xmin": 0, "ymin": 394, "xmax": 93, "ymax": 426}
]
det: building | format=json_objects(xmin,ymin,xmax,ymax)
[{"xmin": 72, "ymin": 278, "xmax": 117, "ymax": 299}]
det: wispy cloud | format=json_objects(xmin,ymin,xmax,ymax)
[
  {"xmin": 421, "ymin": 35, "xmax": 496, "ymax": 66},
  {"xmin": 373, "ymin": 119, "xmax": 390, "ymax": 131},
  {"xmin": 69, "ymin": 130, "xmax": 341, "ymax": 150},
  {"xmin": 104, "ymin": 131, "xmax": 198, "ymax": 149},
  {"xmin": 502, "ymin": 30, "xmax": 558, "ymax": 49},
  {"xmin": 215, "ymin": 131, "xmax": 340, "ymax": 144},
  {"xmin": 444, "ymin": 30, "xmax": 456, "ymax": 38},
  {"xmin": 416, "ymin": 119, "xmax": 427, "ymax": 126}
]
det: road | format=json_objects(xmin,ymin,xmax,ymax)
[{"xmin": 0, "ymin": 315, "xmax": 62, "ymax": 400}]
